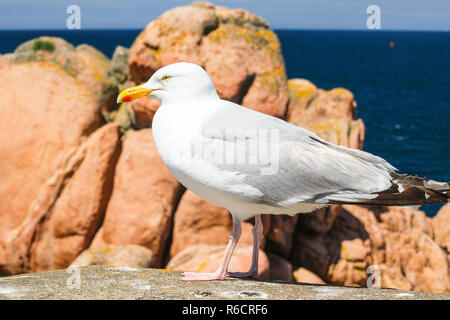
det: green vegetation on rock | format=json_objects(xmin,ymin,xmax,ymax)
[{"xmin": 32, "ymin": 39, "xmax": 55, "ymax": 52}]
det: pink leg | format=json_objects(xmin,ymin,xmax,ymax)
[
  {"xmin": 181, "ymin": 214, "xmax": 242, "ymax": 281},
  {"xmin": 227, "ymin": 215, "xmax": 263, "ymax": 279}
]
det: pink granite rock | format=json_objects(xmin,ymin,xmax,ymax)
[
  {"xmin": 29, "ymin": 123, "xmax": 121, "ymax": 272},
  {"xmin": 291, "ymin": 205, "xmax": 450, "ymax": 293},
  {"xmin": 433, "ymin": 203, "xmax": 450, "ymax": 252},
  {"xmin": 8, "ymin": 36, "xmax": 117, "ymax": 114},
  {"xmin": 0, "ymin": 62, "xmax": 102, "ymax": 275},
  {"xmin": 293, "ymin": 267, "xmax": 326, "ymax": 285},
  {"xmin": 71, "ymin": 244, "xmax": 154, "ymax": 268},
  {"xmin": 127, "ymin": 1, "xmax": 289, "ymax": 122},
  {"xmin": 287, "ymin": 78, "xmax": 365, "ymax": 149},
  {"xmin": 267, "ymin": 253, "xmax": 293, "ymax": 281},
  {"xmin": 99, "ymin": 129, "xmax": 182, "ymax": 267}
]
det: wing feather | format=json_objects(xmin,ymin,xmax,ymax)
[{"xmin": 200, "ymin": 100, "xmax": 399, "ymax": 207}]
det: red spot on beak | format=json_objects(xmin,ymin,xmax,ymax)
[{"xmin": 121, "ymin": 96, "xmax": 132, "ymax": 102}]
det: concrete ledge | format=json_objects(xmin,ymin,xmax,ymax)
[{"xmin": 0, "ymin": 266, "xmax": 448, "ymax": 300}]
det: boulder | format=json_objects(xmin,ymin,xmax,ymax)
[
  {"xmin": 107, "ymin": 45, "xmax": 158, "ymax": 129},
  {"xmin": 0, "ymin": 55, "xmax": 8, "ymax": 69},
  {"xmin": 287, "ymin": 78, "xmax": 365, "ymax": 149},
  {"xmin": 7, "ymin": 36, "xmax": 117, "ymax": 115},
  {"xmin": 293, "ymin": 267, "xmax": 326, "ymax": 285},
  {"xmin": 433, "ymin": 203, "xmax": 450, "ymax": 252},
  {"xmin": 167, "ymin": 244, "xmax": 270, "ymax": 280},
  {"xmin": 267, "ymin": 253, "xmax": 293, "ymax": 281},
  {"xmin": 109, "ymin": 45, "xmax": 130, "ymax": 87},
  {"xmin": 297, "ymin": 205, "xmax": 342, "ymax": 234},
  {"xmin": 265, "ymin": 215, "xmax": 297, "ymax": 259},
  {"xmin": 288, "ymin": 80, "xmax": 355, "ymax": 121},
  {"xmin": 127, "ymin": 1, "xmax": 289, "ymax": 122},
  {"xmin": 291, "ymin": 205, "xmax": 450, "ymax": 293},
  {"xmin": 70, "ymin": 244, "xmax": 154, "ymax": 268},
  {"xmin": 29, "ymin": 124, "xmax": 121, "ymax": 272},
  {"xmin": 0, "ymin": 62, "xmax": 102, "ymax": 275},
  {"xmin": 98, "ymin": 129, "xmax": 182, "ymax": 267},
  {"xmin": 128, "ymin": 98, "xmax": 160, "ymax": 128}
]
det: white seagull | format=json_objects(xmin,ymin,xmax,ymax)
[{"xmin": 118, "ymin": 62, "xmax": 449, "ymax": 281}]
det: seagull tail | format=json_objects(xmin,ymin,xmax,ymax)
[{"xmin": 328, "ymin": 173, "xmax": 450, "ymax": 206}]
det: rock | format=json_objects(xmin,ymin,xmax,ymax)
[
  {"xmin": 286, "ymin": 79, "xmax": 317, "ymax": 117},
  {"xmin": 128, "ymin": 1, "xmax": 289, "ymax": 122},
  {"xmin": 291, "ymin": 205, "xmax": 450, "ymax": 293},
  {"xmin": 28, "ymin": 124, "xmax": 121, "ymax": 272},
  {"xmin": 265, "ymin": 215, "xmax": 297, "ymax": 259},
  {"xmin": 267, "ymin": 253, "xmax": 293, "ymax": 281},
  {"xmin": 109, "ymin": 97, "xmax": 158, "ymax": 130},
  {"xmin": 288, "ymin": 80, "xmax": 355, "ymax": 121},
  {"xmin": 98, "ymin": 129, "xmax": 182, "ymax": 267},
  {"xmin": 347, "ymin": 120, "xmax": 366, "ymax": 150},
  {"xmin": 109, "ymin": 45, "xmax": 130, "ymax": 86},
  {"xmin": 7, "ymin": 36, "xmax": 117, "ymax": 114},
  {"xmin": 167, "ymin": 244, "xmax": 270, "ymax": 280},
  {"xmin": 0, "ymin": 55, "xmax": 8, "ymax": 69},
  {"xmin": 297, "ymin": 205, "xmax": 342, "ymax": 234},
  {"xmin": 108, "ymin": 44, "xmax": 156, "ymax": 129},
  {"xmin": 383, "ymin": 228, "xmax": 448, "ymax": 293},
  {"xmin": 239, "ymin": 221, "xmax": 260, "ymax": 247},
  {"xmin": 433, "ymin": 203, "xmax": 450, "ymax": 252},
  {"xmin": 293, "ymin": 267, "xmax": 326, "ymax": 285},
  {"xmin": 128, "ymin": 98, "xmax": 160, "ymax": 128},
  {"xmin": 75, "ymin": 44, "xmax": 118, "ymax": 112},
  {"xmin": 312, "ymin": 118, "xmax": 364, "ymax": 150},
  {"xmin": 287, "ymin": 79, "xmax": 365, "ymax": 149},
  {"xmin": 170, "ymin": 191, "xmax": 233, "ymax": 258},
  {"xmin": 108, "ymin": 102, "xmax": 136, "ymax": 131},
  {"xmin": 0, "ymin": 62, "xmax": 102, "ymax": 275},
  {"xmin": 1, "ymin": 266, "xmax": 447, "ymax": 300},
  {"xmin": 70, "ymin": 244, "xmax": 154, "ymax": 268}
]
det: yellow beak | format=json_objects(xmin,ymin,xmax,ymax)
[{"xmin": 116, "ymin": 84, "xmax": 154, "ymax": 103}]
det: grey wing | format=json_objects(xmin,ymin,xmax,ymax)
[{"xmin": 201, "ymin": 100, "xmax": 397, "ymax": 207}]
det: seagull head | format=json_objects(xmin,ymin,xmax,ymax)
[{"xmin": 117, "ymin": 62, "xmax": 219, "ymax": 105}]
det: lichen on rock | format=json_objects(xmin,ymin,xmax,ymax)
[
  {"xmin": 128, "ymin": 1, "xmax": 289, "ymax": 121},
  {"xmin": 7, "ymin": 36, "xmax": 118, "ymax": 116},
  {"xmin": 287, "ymin": 78, "xmax": 365, "ymax": 150}
]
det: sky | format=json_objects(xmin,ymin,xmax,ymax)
[{"xmin": 0, "ymin": 0, "xmax": 449, "ymax": 31}]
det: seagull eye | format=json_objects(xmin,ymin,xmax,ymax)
[{"xmin": 162, "ymin": 75, "xmax": 171, "ymax": 81}]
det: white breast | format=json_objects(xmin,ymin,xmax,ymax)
[
  {"xmin": 152, "ymin": 102, "xmax": 234, "ymax": 205},
  {"xmin": 152, "ymin": 101, "xmax": 326, "ymax": 220}
]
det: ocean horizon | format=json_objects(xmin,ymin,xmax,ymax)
[{"xmin": 1, "ymin": 29, "xmax": 449, "ymax": 216}]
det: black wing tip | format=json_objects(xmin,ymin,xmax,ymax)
[
  {"xmin": 327, "ymin": 174, "xmax": 449, "ymax": 206},
  {"xmin": 382, "ymin": 173, "xmax": 450, "ymax": 205}
]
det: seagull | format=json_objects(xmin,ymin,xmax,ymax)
[{"xmin": 117, "ymin": 62, "xmax": 449, "ymax": 281}]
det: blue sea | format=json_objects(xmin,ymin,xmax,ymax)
[{"xmin": 1, "ymin": 29, "xmax": 449, "ymax": 217}]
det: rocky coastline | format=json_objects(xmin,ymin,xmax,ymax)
[{"xmin": 0, "ymin": 2, "xmax": 448, "ymax": 295}]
